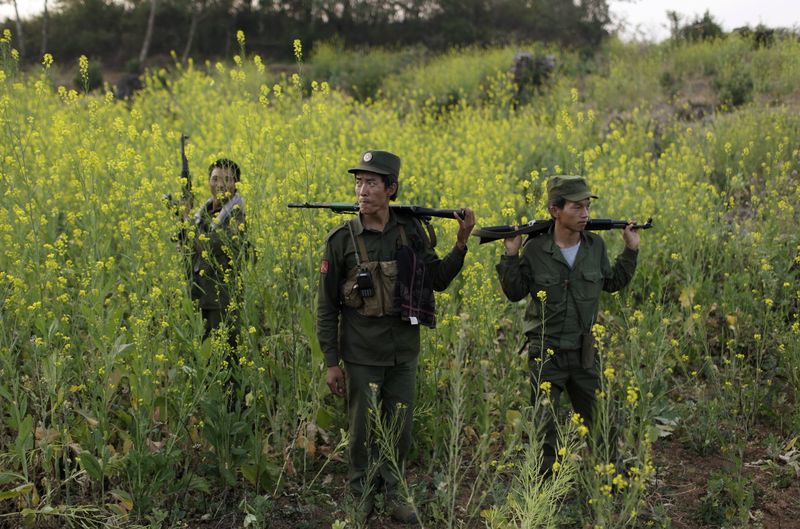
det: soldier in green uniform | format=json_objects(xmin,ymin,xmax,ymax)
[
  {"xmin": 317, "ymin": 150, "xmax": 475, "ymax": 523},
  {"xmin": 497, "ymin": 175, "xmax": 640, "ymax": 474},
  {"xmin": 189, "ymin": 158, "xmax": 246, "ymax": 348}
]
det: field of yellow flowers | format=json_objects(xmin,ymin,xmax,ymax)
[{"xmin": 1, "ymin": 30, "xmax": 799, "ymax": 528}]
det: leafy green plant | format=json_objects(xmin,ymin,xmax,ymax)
[
  {"xmin": 715, "ymin": 66, "xmax": 754, "ymax": 108},
  {"xmin": 310, "ymin": 41, "xmax": 424, "ymax": 100},
  {"xmin": 694, "ymin": 466, "xmax": 755, "ymax": 527}
]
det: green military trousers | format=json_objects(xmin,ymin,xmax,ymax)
[
  {"xmin": 529, "ymin": 347, "xmax": 600, "ymax": 472},
  {"xmin": 344, "ymin": 357, "xmax": 418, "ymax": 498}
]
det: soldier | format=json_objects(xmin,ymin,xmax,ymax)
[
  {"xmin": 497, "ymin": 175, "xmax": 640, "ymax": 474},
  {"xmin": 189, "ymin": 158, "xmax": 246, "ymax": 348},
  {"xmin": 317, "ymin": 150, "xmax": 475, "ymax": 523}
]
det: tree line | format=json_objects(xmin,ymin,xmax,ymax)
[{"xmin": 2, "ymin": 0, "xmax": 611, "ymax": 68}]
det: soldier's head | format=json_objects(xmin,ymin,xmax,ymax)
[
  {"xmin": 208, "ymin": 158, "xmax": 240, "ymax": 202},
  {"xmin": 348, "ymin": 150, "xmax": 401, "ymax": 209},
  {"xmin": 546, "ymin": 175, "xmax": 597, "ymax": 228}
]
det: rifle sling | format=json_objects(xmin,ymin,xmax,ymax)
[{"xmin": 349, "ymin": 218, "xmax": 409, "ymax": 265}]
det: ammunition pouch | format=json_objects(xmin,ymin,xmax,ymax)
[{"xmin": 342, "ymin": 260, "xmax": 399, "ymax": 317}]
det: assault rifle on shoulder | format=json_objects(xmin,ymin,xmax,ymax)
[
  {"xmin": 473, "ymin": 217, "xmax": 653, "ymax": 245},
  {"xmin": 288, "ymin": 202, "xmax": 466, "ymax": 221},
  {"xmin": 164, "ymin": 133, "xmax": 193, "ymax": 214}
]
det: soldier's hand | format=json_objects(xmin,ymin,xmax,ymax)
[
  {"xmin": 326, "ymin": 366, "xmax": 346, "ymax": 398},
  {"xmin": 455, "ymin": 208, "xmax": 476, "ymax": 250},
  {"xmin": 504, "ymin": 233, "xmax": 523, "ymax": 256},
  {"xmin": 623, "ymin": 221, "xmax": 641, "ymax": 251}
]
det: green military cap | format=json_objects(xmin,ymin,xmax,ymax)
[
  {"xmin": 348, "ymin": 150, "xmax": 401, "ymax": 178},
  {"xmin": 547, "ymin": 175, "xmax": 598, "ymax": 202}
]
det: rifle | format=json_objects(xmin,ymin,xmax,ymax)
[
  {"xmin": 473, "ymin": 217, "xmax": 653, "ymax": 244},
  {"xmin": 288, "ymin": 202, "xmax": 466, "ymax": 221},
  {"xmin": 164, "ymin": 133, "xmax": 194, "ymax": 214}
]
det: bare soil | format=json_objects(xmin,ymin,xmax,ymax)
[{"xmin": 650, "ymin": 436, "xmax": 800, "ymax": 529}]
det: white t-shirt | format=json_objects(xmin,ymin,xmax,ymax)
[{"xmin": 560, "ymin": 242, "xmax": 580, "ymax": 268}]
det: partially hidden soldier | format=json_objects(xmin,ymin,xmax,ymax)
[
  {"xmin": 316, "ymin": 150, "xmax": 475, "ymax": 523},
  {"xmin": 496, "ymin": 175, "xmax": 641, "ymax": 475},
  {"xmin": 188, "ymin": 158, "xmax": 247, "ymax": 355}
]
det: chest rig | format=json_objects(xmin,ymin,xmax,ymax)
[
  {"xmin": 340, "ymin": 217, "xmax": 437, "ymax": 328},
  {"xmin": 340, "ymin": 219, "xmax": 408, "ymax": 317}
]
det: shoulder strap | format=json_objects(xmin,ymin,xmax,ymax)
[
  {"xmin": 409, "ymin": 217, "xmax": 436, "ymax": 249},
  {"xmin": 347, "ymin": 218, "xmax": 369, "ymax": 265},
  {"xmin": 398, "ymin": 224, "xmax": 409, "ymax": 246}
]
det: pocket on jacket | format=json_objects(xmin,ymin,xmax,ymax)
[
  {"xmin": 379, "ymin": 260, "xmax": 399, "ymax": 312},
  {"xmin": 533, "ymin": 273, "xmax": 563, "ymax": 304},
  {"xmin": 574, "ymin": 269, "xmax": 603, "ymax": 301}
]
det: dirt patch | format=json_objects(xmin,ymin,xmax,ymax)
[{"xmin": 651, "ymin": 436, "xmax": 800, "ymax": 529}]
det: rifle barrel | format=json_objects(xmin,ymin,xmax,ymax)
[
  {"xmin": 473, "ymin": 217, "xmax": 653, "ymax": 244},
  {"xmin": 287, "ymin": 203, "xmax": 464, "ymax": 220},
  {"xmin": 179, "ymin": 133, "xmax": 193, "ymax": 206}
]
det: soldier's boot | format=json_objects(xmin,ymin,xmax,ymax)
[
  {"xmin": 388, "ymin": 498, "xmax": 418, "ymax": 524},
  {"xmin": 353, "ymin": 494, "xmax": 374, "ymax": 524}
]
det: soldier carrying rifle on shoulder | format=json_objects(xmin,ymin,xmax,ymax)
[
  {"xmin": 494, "ymin": 175, "xmax": 642, "ymax": 476},
  {"xmin": 314, "ymin": 150, "xmax": 475, "ymax": 523}
]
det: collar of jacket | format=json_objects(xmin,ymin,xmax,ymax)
[
  {"xmin": 349, "ymin": 207, "xmax": 406, "ymax": 235},
  {"xmin": 541, "ymin": 228, "xmax": 593, "ymax": 251},
  {"xmin": 541, "ymin": 230, "xmax": 595, "ymax": 269}
]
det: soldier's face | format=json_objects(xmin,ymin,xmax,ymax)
[
  {"xmin": 355, "ymin": 172, "xmax": 395, "ymax": 215},
  {"xmin": 209, "ymin": 167, "xmax": 237, "ymax": 202},
  {"xmin": 551, "ymin": 198, "xmax": 590, "ymax": 232}
]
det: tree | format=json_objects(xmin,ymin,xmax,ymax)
[
  {"xmin": 41, "ymin": 0, "xmax": 48, "ymax": 56},
  {"xmin": 180, "ymin": 0, "xmax": 225, "ymax": 62},
  {"xmin": 674, "ymin": 10, "xmax": 724, "ymax": 42},
  {"xmin": 666, "ymin": 10, "xmax": 681, "ymax": 40},
  {"xmin": 139, "ymin": 0, "xmax": 157, "ymax": 63},
  {"xmin": 181, "ymin": 0, "xmax": 201, "ymax": 61}
]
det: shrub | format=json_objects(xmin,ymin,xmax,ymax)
[
  {"xmin": 715, "ymin": 65, "xmax": 754, "ymax": 108},
  {"xmin": 310, "ymin": 41, "xmax": 424, "ymax": 100},
  {"xmin": 694, "ymin": 468, "xmax": 755, "ymax": 526},
  {"xmin": 73, "ymin": 56, "xmax": 105, "ymax": 92}
]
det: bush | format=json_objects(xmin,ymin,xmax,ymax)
[
  {"xmin": 73, "ymin": 57, "xmax": 105, "ymax": 92},
  {"xmin": 380, "ymin": 46, "xmax": 511, "ymax": 110},
  {"xmin": 585, "ymin": 39, "xmax": 662, "ymax": 110},
  {"xmin": 715, "ymin": 65, "xmax": 754, "ymax": 107},
  {"xmin": 310, "ymin": 41, "xmax": 424, "ymax": 101},
  {"xmin": 675, "ymin": 10, "xmax": 724, "ymax": 42},
  {"xmin": 381, "ymin": 45, "xmax": 571, "ymax": 111},
  {"xmin": 694, "ymin": 467, "xmax": 755, "ymax": 526}
]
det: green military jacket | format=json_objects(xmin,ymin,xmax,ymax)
[
  {"xmin": 317, "ymin": 210, "xmax": 467, "ymax": 367},
  {"xmin": 189, "ymin": 194, "xmax": 246, "ymax": 309},
  {"xmin": 496, "ymin": 229, "xmax": 637, "ymax": 352}
]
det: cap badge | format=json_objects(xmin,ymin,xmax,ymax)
[{"xmin": 363, "ymin": 152, "xmax": 372, "ymax": 162}]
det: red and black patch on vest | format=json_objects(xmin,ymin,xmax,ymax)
[{"xmin": 319, "ymin": 259, "xmax": 329, "ymax": 274}]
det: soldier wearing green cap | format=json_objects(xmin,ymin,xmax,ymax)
[
  {"xmin": 317, "ymin": 150, "xmax": 475, "ymax": 523},
  {"xmin": 496, "ymin": 175, "xmax": 641, "ymax": 474}
]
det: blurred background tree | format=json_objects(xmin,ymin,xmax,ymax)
[{"xmin": 1, "ymin": 0, "xmax": 615, "ymax": 67}]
